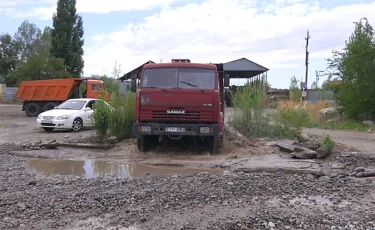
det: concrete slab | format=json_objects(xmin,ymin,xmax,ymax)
[{"xmin": 228, "ymin": 154, "xmax": 323, "ymax": 176}]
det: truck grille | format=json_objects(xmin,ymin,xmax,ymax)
[{"xmin": 152, "ymin": 110, "xmax": 200, "ymax": 120}]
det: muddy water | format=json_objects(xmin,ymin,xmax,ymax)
[{"xmin": 28, "ymin": 159, "xmax": 223, "ymax": 178}]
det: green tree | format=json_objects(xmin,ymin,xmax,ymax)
[
  {"xmin": 0, "ymin": 33, "xmax": 20, "ymax": 83},
  {"xmin": 6, "ymin": 28, "xmax": 72, "ymax": 86},
  {"xmin": 51, "ymin": 0, "xmax": 84, "ymax": 77},
  {"xmin": 326, "ymin": 18, "xmax": 375, "ymax": 120},
  {"xmin": 13, "ymin": 20, "xmax": 42, "ymax": 62}
]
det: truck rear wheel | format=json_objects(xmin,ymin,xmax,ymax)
[
  {"xmin": 25, "ymin": 102, "xmax": 42, "ymax": 117},
  {"xmin": 137, "ymin": 135, "xmax": 158, "ymax": 152},
  {"xmin": 43, "ymin": 102, "xmax": 57, "ymax": 111},
  {"xmin": 209, "ymin": 135, "xmax": 222, "ymax": 155}
]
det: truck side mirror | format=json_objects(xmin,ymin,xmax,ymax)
[
  {"xmin": 224, "ymin": 74, "xmax": 230, "ymax": 87},
  {"xmin": 131, "ymin": 79, "xmax": 137, "ymax": 92}
]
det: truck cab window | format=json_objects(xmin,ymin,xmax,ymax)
[
  {"xmin": 92, "ymin": 84, "xmax": 102, "ymax": 91},
  {"xmin": 141, "ymin": 67, "xmax": 215, "ymax": 89}
]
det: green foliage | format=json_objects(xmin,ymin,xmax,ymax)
[
  {"xmin": 13, "ymin": 20, "xmax": 42, "ymax": 62},
  {"xmin": 318, "ymin": 135, "xmax": 336, "ymax": 154},
  {"xmin": 92, "ymin": 99, "xmax": 112, "ymax": 142},
  {"xmin": 289, "ymin": 76, "xmax": 302, "ymax": 102},
  {"xmin": 326, "ymin": 18, "xmax": 375, "ymax": 120},
  {"xmin": 5, "ymin": 28, "xmax": 72, "ymax": 86},
  {"xmin": 231, "ymin": 84, "xmax": 272, "ymax": 137},
  {"xmin": 275, "ymin": 107, "xmax": 311, "ymax": 137},
  {"xmin": 92, "ymin": 92, "xmax": 136, "ymax": 142},
  {"xmin": 51, "ymin": 0, "xmax": 84, "ymax": 77},
  {"xmin": 0, "ymin": 33, "xmax": 19, "ymax": 81},
  {"xmin": 108, "ymin": 93, "xmax": 136, "ymax": 140}
]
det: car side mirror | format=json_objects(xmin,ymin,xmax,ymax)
[
  {"xmin": 224, "ymin": 74, "xmax": 230, "ymax": 87},
  {"xmin": 131, "ymin": 78, "xmax": 137, "ymax": 93}
]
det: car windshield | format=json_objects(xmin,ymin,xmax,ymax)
[
  {"xmin": 141, "ymin": 67, "xmax": 216, "ymax": 89},
  {"xmin": 55, "ymin": 100, "xmax": 86, "ymax": 110}
]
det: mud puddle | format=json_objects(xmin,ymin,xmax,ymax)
[{"xmin": 28, "ymin": 158, "xmax": 223, "ymax": 178}]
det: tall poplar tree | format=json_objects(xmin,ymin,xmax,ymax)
[{"xmin": 50, "ymin": 0, "xmax": 84, "ymax": 77}]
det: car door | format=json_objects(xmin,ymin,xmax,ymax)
[{"xmin": 83, "ymin": 100, "xmax": 96, "ymax": 126}]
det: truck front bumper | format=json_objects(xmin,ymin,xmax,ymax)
[{"xmin": 133, "ymin": 123, "xmax": 220, "ymax": 136}]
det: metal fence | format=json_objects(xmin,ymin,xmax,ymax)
[
  {"xmin": 306, "ymin": 89, "xmax": 335, "ymax": 104},
  {"xmin": 0, "ymin": 84, "xmax": 18, "ymax": 101}
]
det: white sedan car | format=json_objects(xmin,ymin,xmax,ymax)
[{"xmin": 36, "ymin": 98, "xmax": 108, "ymax": 132}]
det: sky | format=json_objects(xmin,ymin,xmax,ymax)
[{"xmin": 0, "ymin": 0, "xmax": 374, "ymax": 89}]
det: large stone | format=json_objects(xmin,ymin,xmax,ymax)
[
  {"xmin": 291, "ymin": 149, "xmax": 318, "ymax": 159},
  {"xmin": 297, "ymin": 133, "xmax": 309, "ymax": 143},
  {"xmin": 362, "ymin": 120, "xmax": 374, "ymax": 126}
]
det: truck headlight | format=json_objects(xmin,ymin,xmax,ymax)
[
  {"xmin": 140, "ymin": 94, "xmax": 150, "ymax": 105},
  {"xmin": 56, "ymin": 115, "xmax": 69, "ymax": 120},
  {"xmin": 200, "ymin": 127, "xmax": 210, "ymax": 133},
  {"xmin": 140, "ymin": 126, "xmax": 151, "ymax": 132}
]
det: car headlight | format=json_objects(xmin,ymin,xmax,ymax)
[
  {"xmin": 37, "ymin": 114, "xmax": 42, "ymax": 119},
  {"xmin": 56, "ymin": 115, "xmax": 69, "ymax": 120}
]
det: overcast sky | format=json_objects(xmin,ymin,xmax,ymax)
[{"xmin": 1, "ymin": 0, "xmax": 374, "ymax": 88}]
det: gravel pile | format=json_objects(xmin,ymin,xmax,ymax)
[{"xmin": 1, "ymin": 143, "xmax": 375, "ymax": 230}]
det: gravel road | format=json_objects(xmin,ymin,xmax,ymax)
[{"xmin": 2, "ymin": 105, "xmax": 375, "ymax": 229}]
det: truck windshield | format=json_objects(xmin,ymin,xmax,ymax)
[
  {"xmin": 56, "ymin": 100, "xmax": 86, "ymax": 110},
  {"xmin": 141, "ymin": 67, "xmax": 216, "ymax": 89}
]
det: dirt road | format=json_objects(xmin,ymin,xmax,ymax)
[{"xmin": 1, "ymin": 104, "xmax": 375, "ymax": 229}]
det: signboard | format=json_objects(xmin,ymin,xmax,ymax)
[
  {"xmin": 302, "ymin": 82, "xmax": 307, "ymax": 90},
  {"xmin": 302, "ymin": 91, "xmax": 307, "ymax": 97}
]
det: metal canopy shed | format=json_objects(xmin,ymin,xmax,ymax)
[
  {"xmin": 118, "ymin": 57, "xmax": 269, "ymax": 81},
  {"xmin": 223, "ymin": 57, "xmax": 269, "ymax": 79}
]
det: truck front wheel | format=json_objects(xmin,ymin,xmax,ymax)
[
  {"xmin": 137, "ymin": 135, "xmax": 158, "ymax": 152},
  {"xmin": 25, "ymin": 102, "xmax": 42, "ymax": 117}
]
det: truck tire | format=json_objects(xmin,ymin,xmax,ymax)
[
  {"xmin": 208, "ymin": 135, "xmax": 222, "ymax": 155},
  {"xmin": 43, "ymin": 102, "xmax": 57, "ymax": 111},
  {"xmin": 137, "ymin": 135, "xmax": 158, "ymax": 152},
  {"xmin": 25, "ymin": 103, "xmax": 42, "ymax": 117}
]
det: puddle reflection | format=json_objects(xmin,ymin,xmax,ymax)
[{"xmin": 28, "ymin": 159, "xmax": 223, "ymax": 179}]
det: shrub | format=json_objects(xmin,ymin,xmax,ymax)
[
  {"xmin": 318, "ymin": 134, "xmax": 336, "ymax": 154},
  {"xmin": 231, "ymin": 85, "xmax": 273, "ymax": 137},
  {"xmin": 108, "ymin": 93, "xmax": 136, "ymax": 140},
  {"xmin": 92, "ymin": 98, "xmax": 112, "ymax": 142},
  {"xmin": 92, "ymin": 92, "xmax": 136, "ymax": 142},
  {"xmin": 275, "ymin": 106, "xmax": 311, "ymax": 137}
]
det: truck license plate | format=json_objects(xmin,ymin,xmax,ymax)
[
  {"xmin": 165, "ymin": 127, "xmax": 185, "ymax": 133},
  {"xmin": 41, "ymin": 120, "xmax": 52, "ymax": 123}
]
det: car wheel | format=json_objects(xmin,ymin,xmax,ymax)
[
  {"xmin": 71, "ymin": 118, "xmax": 83, "ymax": 132},
  {"xmin": 43, "ymin": 127, "xmax": 54, "ymax": 132}
]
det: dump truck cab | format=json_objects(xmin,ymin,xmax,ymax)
[{"xmin": 132, "ymin": 59, "xmax": 229, "ymax": 154}]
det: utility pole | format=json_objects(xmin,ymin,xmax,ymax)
[{"xmin": 304, "ymin": 30, "xmax": 310, "ymax": 88}]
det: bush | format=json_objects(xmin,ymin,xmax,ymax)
[
  {"xmin": 318, "ymin": 134, "xmax": 336, "ymax": 154},
  {"xmin": 108, "ymin": 93, "xmax": 136, "ymax": 140},
  {"xmin": 92, "ymin": 92, "xmax": 136, "ymax": 142},
  {"xmin": 231, "ymin": 85, "xmax": 273, "ymax": 137},
  {"xmin": 92, "ymin": 98, "xmax": 112, "ymax": 142},
  {"xmin": 275, "ymin": 106, "xmax": 311, "ymax": 137}
]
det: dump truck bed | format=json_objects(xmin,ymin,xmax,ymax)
[{"xmin": 16, "ymin": 78, "xmax": 83, "ymax": 101}]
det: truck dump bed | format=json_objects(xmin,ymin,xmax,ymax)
[{"xmin": 16, "ymin": 78, "xmax": 83, "ymax": 101}]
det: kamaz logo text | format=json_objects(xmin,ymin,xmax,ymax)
[{"xmin": 167, "ymin": 110, "xmax": 185, "ymax": 114}]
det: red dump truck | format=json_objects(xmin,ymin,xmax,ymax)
[
  {"xmin": 16, "ymin": 78, "xmax": 108, "ymax": 117},
  {"xmin": 131, "ymin": 59, "xmax": 229, "ymax": 154}
]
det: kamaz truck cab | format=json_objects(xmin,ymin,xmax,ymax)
[{"xmin": 131, "ymin": 59, "xmax": 229, "ymax": 154}]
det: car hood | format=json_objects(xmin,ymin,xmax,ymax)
[{"xmin": 40, "ymin": 109, "xmax": 80, "ymax": 117}]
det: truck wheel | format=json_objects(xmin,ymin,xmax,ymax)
[
  {"xmin": 25, "ymin": 103, "xmax": 42, "ymax": 117},
  {"xmin": 137, "ymin": 135, "xmax": 158, "ymax": 152},
  {"xmin": 43, "ymin": 102, "xmax": 57, "ymax": 111},
  {"xmin": 209, "ymin": 136, "xmax": 222, "ymax": 155}
]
